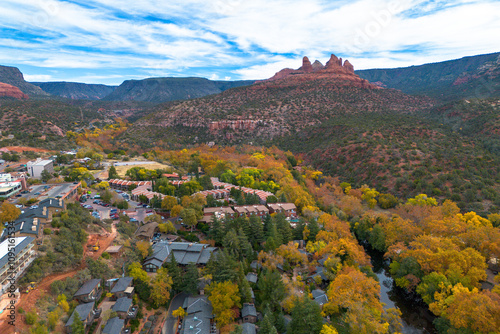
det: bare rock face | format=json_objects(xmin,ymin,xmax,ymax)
[
  {"xmin": 0, "ymin": 82, "xmax": 28, "ymax": 99},
  {"xmin": 299, "ymin": 56, "xmax": 313, "ymax": 72},
  {"xmin": 343, "ymin": 60, "xmax": 354, "ymax": 73},
  {"xmin": 312, "ymin": 60, "xmax": 324, "ymax": 71},
  {"xmin": 261, "ymin": 53, "xmax": 379, "ymax": 89}
]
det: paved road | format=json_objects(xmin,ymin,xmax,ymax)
[{"xmin": 163, "ymin": 293, "xmax": 188, "ymax": 334}]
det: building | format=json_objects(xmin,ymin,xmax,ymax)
[
  {"xmin": 143, "ymin": 241, "xmax": 217, "ymax": 272},
  {"xmin": 102, "ymin": 317, "xmax": 125, "ymax": 334},
  {"xmin": 65, "ymin": 302, "xmax": 99, "ymax": 333},
  {"xmin": 73, "ymin": 279, "xmax": 102, "ymax": 303},
  {"xmin": 0, "ymin": 237, "xmax": 36, "ymax": 293},
  {"xmin": 134, "ymin": 222, "xmax": 158, "ymax": 240},
  {"xmin": 201, "ymin": 206, "xmax": 235, "ymax": 223},
  {"xmin": 26, "ymin": 158, "xmax": 54, "ymax": 178},
  {"xmin": 233, "ymin": 205, "xmax": 269, "ymax": 218},
  {"xmin": 241, "ymin": 303, "xmax": 258, "ymax": 323},
  {"xmin": 241, "ymin": 323, "xmax": 256, "ymax": 334},
  {"xmin": 181, "ymin": 296, "xmax": 215, "ymax": 334},
  {"xmin": 108, "ymin": 179, "xmax": 152, "ymax": 191},
  {"xmin": 1, "ymin": 198, "xmax": 65, "ymax": 240},
  {"xmin": 311, "ymin": 289, "xmax": 328, "ymax": 307},
  {"xmin": 0, "ymin": 181, "xmax": 22, "ymax": 198},
  {"xmin": 245, "ymin": 272, "xmax": 258, "ymax": 284},
  {"xmin": 110, "ymin": 277, "xmax": 134, "ymax": 300},
  {"xmin": 267, "ymin": 203, "xmax": 298, "ymax": 218},
  {"xmin": 112, "ymin": 297, "xmax": 136, "ymax": 319}
]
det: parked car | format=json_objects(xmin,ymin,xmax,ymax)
[
  {"xmin": 130, "ymin": 218, "xmax": 138, "ymax": 223},
  {"xmin": 110, "ymin": 208, "xmax": 118, "ymax": 213}
]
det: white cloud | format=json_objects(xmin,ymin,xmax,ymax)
[
  {"xmin": 0, "ymin": 0, "xmax": 499, "ymax": 83},
  {"xmin": 23, "ymin": 74, "xmax": 53, "ymax": 81}
]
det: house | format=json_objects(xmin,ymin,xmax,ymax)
[
  {"xmin": 241, "ymin": 303, "xmax": 257, "ymax": 323},
  {"xmin": 65, "ymin": 302, "xmax": 99, "ymax": 333},
  {"xmin": 241, "ymin": 323, "xmax": 256, "ymax": 334},
  {"xmin": 134, "ymin": 222, "xmax": 158, "ymax": 240},
  {"xmin": 245, "ymin": 272, "xmax": 258, "ymax": 284},
  {"xmin": 0, "ymin": 237, "xmax": 36, "ymax": 294},
  {"xmin": 102, "ymin": 317, "xmax": 125, "ymax": 334},
  {"xmin": 203, "ymin": 206, "xmax": 235, "ymax": 219},
  {"xmin": 73, "ymin": 279, "xmax": 102, "ymax": 303},
  {"xmin": 308, "ymin": 266, "xmax": 328, "ymax": 282},
  {"xmin": 267, "ymin": 203, "xmax": 297, "ymax": 218},
  {"xmin": 311, "ymin": 289, "xmax": 328, "ymax": 307},
  {"xmin": 1, "ymin": 198, "xmax": 65, "ymax": 240},
  {"xmin": 26, "ymin": 158, "xmax": 54, "ymax": 178},
  {"xmin": 143, "ymin": 241, "xmax": 217, "ymax": 272},
  {"xmin": 112, "ymin": 297, "xmax": 136, "ymax": 319},
  {"xmin": 111, "ymin": 277, "xmax": 134, "ymax": 300},
  {"xmin": 181, "ymin": 296, "xmax": 214, "ymax": 334},
  {"xmin": 250, "ymin": 261, "xmax": 262, "ymax": 272}
]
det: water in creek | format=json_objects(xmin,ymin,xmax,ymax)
[{"xmin": 367, "ymin": 246, "xmax": 438, "ymax": 334}]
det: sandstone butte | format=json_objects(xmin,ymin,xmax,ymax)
[
  {"xmin": 0, "ymin": 82, "xmax": 28, "ymax": 99},
  {"xmin": 257, "ymin": 54, "xmax": 380, "ymax": 89}
]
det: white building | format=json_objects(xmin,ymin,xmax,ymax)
[
  {"xmin": 0, "ymin": 236, "xmax": 36, "ymax": 293},
  {"xmin": 0, "ymin": 181, "xmax": 22, "ymax": 198},
  {"xmin": 26, "ymin": 159, "xmax": 54, "ymax": 178}
]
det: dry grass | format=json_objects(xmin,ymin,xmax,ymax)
[{"xmin": 113, "ymin": 162, "xmax": 172, "ymax": 177}]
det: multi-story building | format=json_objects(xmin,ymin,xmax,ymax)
[
  {"xmin": 26, "ymin": 158, "xmax": 54, "ymax": 178},
  {"xmin": 0, "ymin": 236, "xmax": 36, "ymax": 293}
]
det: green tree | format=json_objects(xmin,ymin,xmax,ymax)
[
  {"xmin": 208, "ymin": 216, "xmax": 225, "ymax": 246},
  {"xmin": 289, "ymin": 296, "xmax": 324, "ymax": 334},
  {"xmin": 182, "ymin": 263, "xmax": 200, "ymax": 295},
  {"xmin": 259, "ymin": 313, "xmax": 278, "ymax": 334},
  {"xmin": 41, "ymin": 169, "xmax": 52, "ymax": 182},
  {"xmin": 180, "ymin": 208, "xmax": 199, "ymax": 232},
  {"xmin": 167, "ymin": 255, "xmax": 182, "ymax": 292},
  {"xmin": 108, "ymin": 165, "xmax": 118, "ymax": 179},
  {"xmin": 257, "ymin": 270, "xmax": 286, "ymax": 312},
  {"xmin": 71, "ymin": 311, "xmax": 85, "ymax": 334}
]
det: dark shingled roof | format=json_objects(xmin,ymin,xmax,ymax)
[
  {"xmin": 112, "ymin": 297, "xmax": 132, "ymax": 313},
  {"xmin": 111, "ymin": 277, "xmax": 133, "ymax": 293},
  {"xmin": 242, "ymin": 303, "xmax": 257, "ymax": 318},
  {"xmin": 102, "ymin": 317, "xmax": 124, "ymax": 334},
  {"xmin": 245, "ymin": 272, "xmax": 258, "ymax": 284},
  {"xmin": 66, "ymin": 302, "xmax": 94, "ymax": 327},
  {"xmin": 242, "ymin": 323, "xmax": 256, "ymax": 334},
  {"xmin": 74, "ymin": 279, "xmax": 101, "ymax": 297}
]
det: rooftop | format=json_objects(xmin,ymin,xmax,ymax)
[
  {"xmin": 111, "ymin": 277, "xmax": 133, "ymax": 293},
  {"xmin": 0, "ymin": 237, "xmax": 34, "ymax": 269},
  {"xmin": 102, "ymin": 317, "xmax": 124, "ymax": 334},
  {"xmin": 74, "ymin": 279, "xmax": 101, "ymax": 297}
]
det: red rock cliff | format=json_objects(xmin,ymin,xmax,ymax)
[{"xmin": 0, "ymin": 82, "xmax": 28, "ymax": 99}]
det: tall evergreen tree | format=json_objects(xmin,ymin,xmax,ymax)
[
  {"xmin": 208, "ymin": 216, "xmax": 224, "ymax": 246},
  {"xmin": 238, "ymin": 263, "xmax": 253, "ymax": 304},
  {"xmin": 259, "ymin": 313, "xmax": 278, "ymax": 334},
  {"xmin": 308, "ymin": 219, "xmax": 320, "ymax": 242},
  {"xmin": 207, "ymin": 249, "xmax": 239, "ymax": 283},
  {"xmin": 275, "ymin": 214, "xmax": 292, "ymax": 244},
  {"xmin": 166, "ymin": 255, "xmax": 182, "ymax": 292},
  {"xmin": 71, "ymin": 311, "xmax": 85, "ymax": 334},
  {"xmin": 182, "ymin": 263, "xmax": 200, "ymax": 295},
  {"xmin": 249, "ymin": 214, "xmax": 264, "ymax": 246},
  {"xmin": 288, "ymin": 296, "xmax": 323, "ymax": 334},
  {"xmin": 257, "ymin": 270, "xmax": 286, "ymax": 312}
]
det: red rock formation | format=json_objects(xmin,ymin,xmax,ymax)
[
  {"xmin": 0, "ymin": 82, "xmax": 28, "ymax": 99},
  {"xmin": 299, "ymin": 56, "xmax": 313, "ymax": 72},
  {"xmin": 259, "ymin": 53, "xmax": 379, "ymax": 89}
]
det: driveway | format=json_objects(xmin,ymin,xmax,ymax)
[{"xmin": 163, "ymin": 293, "xmax": 188, "ymax": 334}]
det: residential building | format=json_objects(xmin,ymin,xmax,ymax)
[
  {"xmin": 242, "ymin": 323, "xmax": 256, "ymax": 334},
  {"xmin": 267, "ymin": 203, "xmax": 297, "ymax": 218},
  {"xmin": 245, "ymin": 272, "xmax": 258, "ymax": 284},
  {"xmin": 1, "ymin": 198, "xmax": 65, "ymax": 241},
  {"xmin": 110, "ymin": 277, "xmax": 134, "ymax": 300},
  {"xmin": 311, "ymin": 289, "xmax": 328, "ymax": 307},
  {"xmin": 181, "ymin": 296, "xmax": 215, "ymax": 334},
  {"xmin": 73, "ymin": 279, "xmax": 102, "ymax": 303},
  {"xmin": 232, "ymin": 205, "xmax": 269, "ymax": 218},
  {"xmin": 65, "ymin": 302, "xmax": 99, "ymax": 333},
  {"xmin": 0, "ymin": 237, "xmax": 36, "ymax": 293},
  {"xmin": 102, "ymin": 317, "xmax": 125, "ymax": 334},
  {"xmin": 241, "ymin": 303, "xmax": 257, "ymax": 323},
  {"xmin": 0, "ymin": 181, "xmax": 22, "ymax": 198},
  {"xmin": 26, "ymin": 158, "xmax": 54, "ymax": 178},
  {"xmin": 134, "ymin": 222, "xmax": 158, "ymax": 240},
  {"xmin": 143, "ymin": 241, "xmax": 217, "ymax": 272},
  {"xmin": 112, "ymin": 297, "xmax": 136, "ymax": 319}
]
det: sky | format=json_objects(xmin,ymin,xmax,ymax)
[{"xmin": 1, "ymin": 0, "xmax": 499, "ymax": 85}]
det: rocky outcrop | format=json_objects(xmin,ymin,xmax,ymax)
[
  {"xmin": 262, "ymin": 53, "xmax": 379, "ymax": 89},
  {"xmin": 0, "ymin": 65, "xmax": 49, "ymax": 97},
  {"xmin": 0, "ymin": 82, "xmax": 28, "ymax": 99}
]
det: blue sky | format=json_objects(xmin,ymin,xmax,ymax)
[{"xmin": 1, "ymin": 0, "xmax": 499, "ymax": 85}]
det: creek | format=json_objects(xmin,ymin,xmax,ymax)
[{"xmin": 366, "ymin": 246, "xmax": 438, "ymax": 334}]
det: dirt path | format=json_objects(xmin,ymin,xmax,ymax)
[{"xmin": 0, "ymin": 224, "xmax": 117, "ymax": 333}]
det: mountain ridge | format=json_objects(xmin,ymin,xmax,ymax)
[{"xmin": 31, "ymin": 81, "xmax": 117, "ymax": 100}]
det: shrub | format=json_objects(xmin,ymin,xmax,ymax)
[{"xmin": 43, "ymin": 228, "xmax": 53, "ymax": 235}]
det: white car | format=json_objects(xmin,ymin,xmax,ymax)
[{"xmin": 15, "ymin": 204, "xmax": 23, "ymax": 208}]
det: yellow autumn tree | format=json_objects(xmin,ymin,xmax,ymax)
[
  {"xmin": 207, "ymin": 281, "xmax": 241, "ymax": 329},
  {"xmin": 150, "ymin": 267, "xmax": 173, "ymax": 307}
]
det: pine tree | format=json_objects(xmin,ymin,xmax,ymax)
[
  {"xmin": 259, "ymin": 313, "xmax": 278, "ymax": 334},
  {"xmin": 275, "ymin": 214, "xmax": 292, "ymax": 244},
  {"xmin": 250, "ymin": 214, "xmax": 264, "ymax": 246},
  {"xmin": 289, "ymin": 296, "xmax": 323, "ymax": 334},
  {"xmin": 71, "ymin": 311, "xmax": 85, "ymax": 334},
  {"xmin": 209, "ymin": 216, "xmax": 224, "ymax": 246},
  {"xmin": 308, "ymin": 219, "xmax": 320, "ymax": 242},
  {"xmin": 167, "ymin": 255, "xmax": 182, "ymax": 292},
  {"xmin": 182, "ymin": 263, "xmax": 200, "ymax": 295},
  {"xmin": 238, "ymin": 263, "xmax": 253, "ymax": 303}
]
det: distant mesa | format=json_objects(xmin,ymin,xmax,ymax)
[
  {"xmin": 261, "ymin": 53, "xmax": 379, "ymax": 89},
  {"xmin": 0, "ymin": 82, "xmax": 29, "ymax": 99}
]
